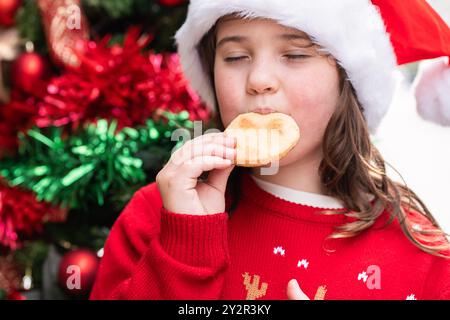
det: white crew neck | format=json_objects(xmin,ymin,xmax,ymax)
[{"xmin": 250, "ymin": 175, "xmax": 345, "ymax": 209}]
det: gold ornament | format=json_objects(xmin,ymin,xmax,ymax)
[{"xmin": 37, "ymin": 0, "xmax": 89, "ymax": 68}]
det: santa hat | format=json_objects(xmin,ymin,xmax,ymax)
[{"xmin": 174, "ymin": 0, "xmax": 450, "ymax": 133}]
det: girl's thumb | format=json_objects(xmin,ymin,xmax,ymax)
[
  {"xmin": 287, "ymin": 279, "xmax": 310, "ymax": 300},
  {"xmin": 205, "ymin": 164, "xmax": 235, "ymax": 193}
]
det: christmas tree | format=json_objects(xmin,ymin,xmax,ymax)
[{"xmin": 0, "ymin": 0, "xmax": 212, "ymax": 300}]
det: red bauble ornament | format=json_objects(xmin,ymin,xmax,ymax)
[
  {"xmin": 7, "ymin": 291, "xmax": 26, "ymax": 300},
  {"xmin": 158, "ymin": 0, "xmax": 185, "ymax": 6},
  {"xmin": 57, "ymin": 249, "xmax": 100, "ymax": 297},
  {"xmin": 11, "ymin": 52, "xmax": 49, "ymax": 93},
  {"xmin": 0, "ymin": 0, "xmax": 22, "ymax": 26}
]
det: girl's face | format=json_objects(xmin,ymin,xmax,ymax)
[{"xmin": 214, "ymin": 18, "xmax": 341, "ymax": 167}]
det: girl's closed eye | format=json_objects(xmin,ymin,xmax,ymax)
[
  {"xmin": 224, "ymin": 56, "xmax": 248, "ymax": 63},
  {"xmin": 284, "ymin": 54, "xmax": 310, "ymax": 60},
  {"xmin": 224, "ymin": 54, "xmax": 310, "ymax": 63}
]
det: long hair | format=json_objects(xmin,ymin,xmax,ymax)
[{"xmin": 197, "ymin": 14, "xmax": 450, "ymax": 259}]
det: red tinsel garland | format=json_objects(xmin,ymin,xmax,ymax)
[
  {"xmin": 35, "ymin": 28, "xmax": 210, "ymax": 129},
  {"xmin": 0, "ymin": 94, "xmax": 41, "ymax": 157},
  {"xmin": 0, "ymin": 28, "xmax": 210, "ymax": 153},
  {"xmin": 0, "ymin": 180, "xmax": 67, "ymax": 250}
]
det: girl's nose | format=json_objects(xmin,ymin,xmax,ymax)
[{"xmin": 246, "ymin": 62, "xmax": 279, "ymax": 95}]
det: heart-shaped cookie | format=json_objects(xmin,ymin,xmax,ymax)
[{"xmin": 225, "ymin": 112, "xmax": 300, "ymax": 167}]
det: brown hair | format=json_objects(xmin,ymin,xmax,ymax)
[{"xmin": 197, "ymin": 14, "xmax": 450, "ymax": 258}]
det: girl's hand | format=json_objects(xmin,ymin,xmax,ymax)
[
  {"xmin": 156, "ymin": 132, "xmax": 236, "ymax": 215},
  {"xmin": 287, "ymin": 279, "xmax": 310, "ymax": 300}
]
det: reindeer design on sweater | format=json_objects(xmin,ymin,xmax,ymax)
[{"xmin": 242, "ymin": 272, "xmax": 328, "ymax": 300}]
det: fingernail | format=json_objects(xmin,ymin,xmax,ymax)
[{"xmin": 226, "ymin": 136, "xmax": 236, "ymax": 145}]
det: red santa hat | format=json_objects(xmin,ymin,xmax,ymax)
[{"xmin": 174, "ymin": 0, "xmax": 450, "ymax": 134}]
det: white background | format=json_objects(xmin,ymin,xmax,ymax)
[{"xmin": 375, "ymin": 0, "xmax": 450, "ymax": 232}]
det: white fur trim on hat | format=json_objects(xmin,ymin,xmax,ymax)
[
  {"xmin": 413, "ymin": 56, "xmax": 450, "ymax": 126},
  {"xmin": 174, "ymin": 0, "xmax": 397, "ymax": 134}
]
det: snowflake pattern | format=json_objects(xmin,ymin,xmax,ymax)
[
  {"xmin": 358, "ymin": 271, "xmax": 368, "ymax": 283},
  {"xmin": 273, "ymin": 246, "xmax": 286, "ymax": 256},
  {"xmin": 297, "ymin": 259, "xmax": 309, "ymax": 269},
  {"xmin": 264, "ymin": 245, "xmax": 416, "ymax": 299}
]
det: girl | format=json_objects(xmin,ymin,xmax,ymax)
[{"xmin": 90, "ymin": 0, "xmax": 450, "ymax": 300}]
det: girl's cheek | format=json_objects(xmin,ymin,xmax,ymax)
[
  {"xmin": 218, "ymin": 105, "xmax": 239, "ymax": 128},
  {"xmin": 215, "ymin": 78, "xmax": 245, "ymax": 127},
  {"xmin": 286, "ymin": 87, "xmax": 334, "ymax": 149},
  {"xmin": 288, "ymin": 77, "xmax": 338, "ymax": 122}
]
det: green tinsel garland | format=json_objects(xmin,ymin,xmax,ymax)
[{"xmin": 0, "ymin": 111, "xmax": 193, "ymax": 211}]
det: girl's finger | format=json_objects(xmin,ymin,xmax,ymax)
[
  {"xmin": 181, "ymin": 156, "xmax": 233, "ymax": 180},
  {"xmin": 205, "ymin": 164, "xmax": 236, "ymax": 193},
  {"xmin": 183, "ymin": 132, "xmax": 234, "ymax": 151},
  {"xmin": 170, "ymin": 134, "xmax": 235, "ymax": 166},
  {"xmin": 287, "ymin": 279, "xmax": 310, "ymax": 300},
  {"xmin": 189, "ymin": 143, "xmax": 236, "ymax": 161}
]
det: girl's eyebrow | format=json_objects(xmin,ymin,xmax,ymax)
[
  {"xmin": 216, "ymin": 33, "xmax": 311, "ymax": 49},
  {"xmin": 216, "ymin": 35, "xmax": 248, "ymax": 49}
]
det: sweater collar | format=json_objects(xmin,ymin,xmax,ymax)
[
  {"xmin": 241, "ymin": 172, "xmax": 350, "ymax": 224},
  {"xmin": 250, "ymin": 175, "xmax": 345, "ymax": 209}
]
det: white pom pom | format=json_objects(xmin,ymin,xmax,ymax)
[{"xmin": 413, "ymin": 56, "xmax": 450, "ymax": 126}]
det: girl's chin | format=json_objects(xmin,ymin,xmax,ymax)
[
  {"xmin": 250, "ymin": 158, "xmax": 289, "ymax": 176},
  {"xmin": 254, "ymin": 150, "xmax": 314, "ymax": 171}
]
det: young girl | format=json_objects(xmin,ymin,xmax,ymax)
[{"xmin": 90, "ymin": 0, "xmax": 450, "ymax": 300}]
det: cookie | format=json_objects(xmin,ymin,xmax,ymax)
[{"xmin": 225, "ymin": 112, "xmax": 300, "ymax": 167}]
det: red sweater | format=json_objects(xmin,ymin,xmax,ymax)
[{"xmin": 90, "ymin": 173, "xmax": 450, "ymax": 300}]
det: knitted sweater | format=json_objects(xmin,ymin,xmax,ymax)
[{"xmin": 90, "ymin": 172, "xmax": 450, "ymax": 300}]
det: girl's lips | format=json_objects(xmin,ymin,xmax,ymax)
[{"xmin": 251, "ymin": 107, "xmax": 277, "ymax": 115}]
